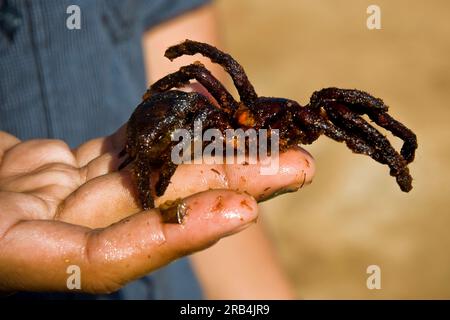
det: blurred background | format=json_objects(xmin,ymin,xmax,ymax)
[{"xmin": 215, "ymin": 0, "xmax": 450, "ymax": 298}]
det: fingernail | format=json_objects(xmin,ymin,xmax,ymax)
[{"xmin": 257, "ymin": 186, "xmax": 298, "ymax": 203}]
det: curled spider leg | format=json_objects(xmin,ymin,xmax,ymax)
[
  {"xmin": 310, "ymin": 87, "xmax": 417, "ymax": 163},
  {"xmin": 147, "ymin": 63, "xmax": 238, "ymax": 114},
  {"xmin": 365, "ymin": 111, "xmax": 417, "ymax": 164},
  {"xmin": 299, "ymin": 108, "xmax": 377, "ymax": 156},
  {"xmin": 303, "ymin": 106, "xmax": 412, "ymax": 191},
  {"xmin": 165, "ymin": 39, "xmax": 258, "ymax": 105},
  {"xmin": 321, "ymin": 101, "xmax": 412, "ymax": 191}
]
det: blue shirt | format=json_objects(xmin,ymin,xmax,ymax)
[{"xmin": 0, "ymin": 0, "xmax": 209, "ymax": 299}]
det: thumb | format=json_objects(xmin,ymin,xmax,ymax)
[{"xmin": 81, "ymin": 189, "xmax": 257, "ymax": 293}]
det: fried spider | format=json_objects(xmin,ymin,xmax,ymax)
[{"xmin": 119, "ymin": 40, "xmax": 418, "ymax": 210}]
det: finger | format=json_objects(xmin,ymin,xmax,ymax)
[
  {"xmin": 0, "ymin": 190, "xmax": 257, "ymax": 293},
  {"xmin": 59, "ymin": 147, "xmax": 314, "ymax": 228},
  {"xmin": 73, "ymin": 124, "xmax": 127, "ymax": 168},
  {"xmin": 0, "ymin": 131, "xmax": 21, "ymax": 163},
  {"xmin": 0, "ymin": 163, "xmax": 81, "ymax": 216},
  {"xmin": 163, "ymin": 146, "xmax": 315, "ymax": 203},
  {"xmin": 57, "ymin": 170, "xmax": 140, "ymax": 228},
  {"xmin": 0, "ymin": 139, "xmax": 78, "ymax": 178},
  {"xmin": 82, "ymin": 143, "xmax": 315, "ymax": 187}
]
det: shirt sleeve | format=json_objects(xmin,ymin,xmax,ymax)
[{"xmin": 142, "ymin": 0, "xmax": 212, "ymax": 31}]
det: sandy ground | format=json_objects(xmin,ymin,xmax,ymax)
[{"xmin": 216, "ymin": 0, "xmax": 450, "ymax": 299}]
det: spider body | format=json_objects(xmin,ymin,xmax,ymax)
[{"xmin": 119, "ymin": 40, "xmax": 417, "ymax": 210}]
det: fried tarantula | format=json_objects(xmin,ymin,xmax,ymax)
[{"xmin": 119, "ymin": 40, "xmax": 417, "ymax": 210}]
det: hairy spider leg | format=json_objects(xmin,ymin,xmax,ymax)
[
  {"xmin": 310, "ymin": 88, "xmax": 417, "ymax": 163},
  {"xmin": 297, "ymin": 107, "xmax": 376, "ymax": 155},
  {"xmin": 165, "ymin": 39, "xmax": 258, "ymax": 105},
  {"xmin": 319, "ymin": 100, "xmax": 412, "ymax": 192}
]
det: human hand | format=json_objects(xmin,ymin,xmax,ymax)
[{"xmin": 0, "ymin": 127, "xmax": 314, "ymax": 293}]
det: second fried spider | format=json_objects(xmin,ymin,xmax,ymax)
[{"xmin": 119, "ymin": 40, "xmax": 417, "ymax": 210}]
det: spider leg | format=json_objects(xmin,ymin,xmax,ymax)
[
  {"xmin": 310, "ymin": 88, "xmax": 417, "ymax": 163},
  {"xmin": 298, "ymin": 108, "xmax": 377, "ymax": 156},
  {"xmin": 155, "ymin": 161, "xmax": 178, "ymax": 197},
  {"xmin": 164, "ymin": 40, "xmax": 258, "ymax": 105},
  {"xmin": 310, "ymin": 88, "xmax": 387, "ymax": 111},
  {"xmin": 133, "ymin": 152, "xmax": 155, "ymax": 210},
  {"xmin": 147, "ymin": 63, "xmax": 238, "ymax": 114},
  {"xmin": 318, "ymin": 101, "xmax": 413, "ymax": 191}
]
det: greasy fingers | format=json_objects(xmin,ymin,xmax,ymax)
[
  {"xmin": 59, "ymin": 147, "xmax": 314, "ymax": 229},
  {"xmin": 84, "ymin": 190, "xmax": 257, "ymax": 293},
  {"xmin": 0, "ymin": 190, "xmax": 257, "ymax": 293}
]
